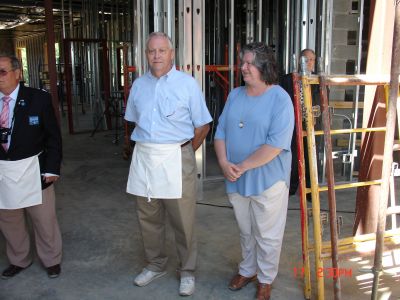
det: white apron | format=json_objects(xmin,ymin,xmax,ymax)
[
  {"xmin": 0, "ymin": 155, "xmax": 42, "ymax": 209},
  {"xmin": 127, "ymin": 142, "xmax": 182, "ymax": 201}
]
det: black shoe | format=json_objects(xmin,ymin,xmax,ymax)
[
  {"xmin": 46, "ymin": 264, "xmax": 61, "ymax": 278},
  {"xmin": 2, "ymin": 263, "xmax": 32, "ymax": 279}
]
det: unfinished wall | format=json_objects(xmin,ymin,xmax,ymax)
[{"xmin": 330, "ymin": 0, "xmax": 361, "ymax": 101}]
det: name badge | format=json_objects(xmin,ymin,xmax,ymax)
[{"xmin": 29, "ymin": 116, "xmax": 39, "ymax": 125}]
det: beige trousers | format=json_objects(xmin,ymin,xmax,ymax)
[
  {"xmin": 0, "ymin": 185, "xmax": 62, "ymax": 268},
  {"xmin": 228, "ymin": 181, "xmax": 289, "ymax": 284},
  {"xmin": 135, "ymin": 143, "xmax": 197, "ymax": 278}
]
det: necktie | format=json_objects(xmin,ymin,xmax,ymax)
[{"xmin": 0, "ymin": 95, "xmax": 11, "ymax": 151}]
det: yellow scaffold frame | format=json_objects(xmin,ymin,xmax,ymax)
[{"xmin": 294, "ymin": 74, "xmax": 400, "ymax": 299}]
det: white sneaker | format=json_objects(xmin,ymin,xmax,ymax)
[
  {"xmin": 134, "ymin": 268, "xmax": 166, "ymax": 287},
  {"xmin": 179, "ymin": 276, "xmax": 195, "ymax": 296}
]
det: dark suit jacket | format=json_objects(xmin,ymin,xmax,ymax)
[{"xmin": 0, "ymin": 84, "xmax": 62, "ymax": 188}]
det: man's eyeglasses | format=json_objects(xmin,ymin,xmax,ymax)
[{"xmin": 0, "ymin": 69, "xmax": 15, "ymax": 77}]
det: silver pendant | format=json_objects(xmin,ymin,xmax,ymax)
[{"xmin": 239, "ymin": 121, "xmax": 244, "ymax": 128}]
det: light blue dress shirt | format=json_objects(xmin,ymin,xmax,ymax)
[
  {"xmin": 215, "ymin": 85, "xmax": 294, "ymax": 197},
  {"xmin": 124, "ymin": 66, "xmax": 212, "ymax": 144}
]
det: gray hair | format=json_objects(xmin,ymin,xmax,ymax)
[
  {"xmin": 145, "ymin": 32, "xmax": 174, "ymax": 50},
  {"xmin": 0, "ymin": 54, "xmax": 21, "ymax": 70},
  {"xmin": 300, "ymin": 48, "xmax": 315, "ymax": 57},
  {"xmin": 240, "ymin": 42, "xmax": 278, "ymax": 84}
]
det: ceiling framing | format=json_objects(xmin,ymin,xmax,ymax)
[{"xmin": 0, "ymin": 0, "xmax": 130, "ymax": 39}]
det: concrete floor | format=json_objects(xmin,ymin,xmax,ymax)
[{"xmin": 1, "ymin": 129, "xmax": 399, "ymax": 300}]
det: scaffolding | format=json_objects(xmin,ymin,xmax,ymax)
[{"xmin": 294, "ymin": 71, "xmax": 400, "ymax": 299}]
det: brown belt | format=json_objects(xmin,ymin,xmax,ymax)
[{"xmin": 181, "ymin": 140, "xmax": 191, "ymax": 148}]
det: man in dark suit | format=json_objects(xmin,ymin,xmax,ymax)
[{"xmin": 0, "ymin": 54, "xmax": 63, "ymax": 279}]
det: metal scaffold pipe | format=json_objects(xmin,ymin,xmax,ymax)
[{"xmin": 318, "ymin": 60, "xmax": 342, "ymax": 300}]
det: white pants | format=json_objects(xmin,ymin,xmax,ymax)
[{"xmin": 228, "ymin": 181, "xmax": 289, "ymax": 284}]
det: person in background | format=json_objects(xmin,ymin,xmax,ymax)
[
  {"xmin": 214, "ymin": 42, "xmax": 294, "ymax": 300},
  {"xmin": 0, "ymin": 54, "xmax": 63, "ymax": 279},
  {"xmin": 124, "ymin": 32, "xmax": 212, "ymax": 296}
]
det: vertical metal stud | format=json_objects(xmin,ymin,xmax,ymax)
[
  {"xmin": 193, "ymin": 2, "xmax": 203, "ymax": 89},
  {"xmin": 308, "ymin": 0, "xmax": 317, "ymax": 52},
  {"xmin": 293, "ymin": 0, "xmax": 301, "ymax": 61},
  {"xmin": 154, "ymin": 0, "xmax": 163, "ymax": 32},
  {"xmin": 164, "ymin": 0, "xmax": 175, "ymax": 42},
  {"xmin": 246, "ymin": 0, "xmax": 255, "ymax": 44},
  {"xmin": 182, "ymin": 0, "xmax": 192, "ymax": 74},
  {"xmin": 193, "ymin": 0, "xmax": 205, "ymax": 198},
  {"xmin": 301, "ymin": 0, "xmax": 309, "ymax": 50},
  {"xmin": 178, "ymin": 0, "xmax": 184, "ymax": 69},
  {"xmin": 229, "ymin": 0, "xmax": 235, "ymax": 90},
  {"xmin": 256, "ymin": 0, "xmax": 263, "ymax": 42},
  {"xmin": 133, "ymin": 0, "xmax": 143, "ymax": 77},
  {"xmin": 142, "ymin": 0, "xmax": 149, "ymax": 73},
  {"xmin": 324, "ymin": 0, "xmax": 333, "ymax": 75},
  {"xmin": 134, "ymin": 0, "xmax": 148, "ymax": 76},
  {"xmin": 61, "ymin": 0, "xmax": 66, "ymax": 38},
  {"xmin": 284, "ymin": 0, "xmax": 291, "ymax": 72}
]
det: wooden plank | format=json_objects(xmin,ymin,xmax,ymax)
[
  {"xmin": 306, "ymin": 74, "xmax": 394, "ymax": 85},
  {"xmin": 330, "ymin": 101, "xmax": 364, "ymax": 109},
  {"xmin": 308, "ymin": 229, "xmax": 400, "ymax": 258}
]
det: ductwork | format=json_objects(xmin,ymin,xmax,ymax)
[
  {"xmin": 0, "ymin": 1, "xmax": 67, "ymax": 30},
  {"xmin": 0, "ymin": 0, "xmax": 124, "ymax": 31}
]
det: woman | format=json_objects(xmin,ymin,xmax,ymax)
[{"xmin": 214, "ymin": 42, "xmax": 294, "ymax": 300}]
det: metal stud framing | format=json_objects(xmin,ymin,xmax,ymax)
[
  {"xmin": 193, "ymin": 0, "xmax": 206, "ymax": 196},
  {"xmin": 307, "ymin": 0, "xmax": 316, "ymax": 51},
  {"xmin": 180, "ymin": 0, "xmax": 192, "ymax": 74},
  {"xmin": 246, "ymin": 0, "xmax": 255, "ymax": 44},
  {"xmin": 164, "ymin": 0, "xmax": 175, "ymax": 41},
  {"xmin": 229, "ymin": 0, "xmax": 235, "ymax": 90}
]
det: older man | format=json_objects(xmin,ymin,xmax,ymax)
[
  {"xmin": 125, "ymin": 32, "xmax": 212, "ymax": 296},
  {"xmin": 0, "ymin": 54, "xmax": 62, "ymax": 279}
]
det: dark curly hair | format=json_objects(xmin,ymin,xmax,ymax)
[{"xmin": 239, "ymin": 42, "xmax": 278, "ymax": 84}]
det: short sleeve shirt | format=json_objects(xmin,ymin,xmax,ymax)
[
  {"xmin": 124, "ymin": 66, "xmax": 212, "ymax": 143},
  {"xmin": 214, "ymin": 85, "xmax": 294, "ymax": 196}
]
